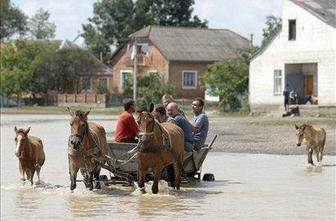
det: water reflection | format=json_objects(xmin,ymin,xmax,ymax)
[{"xmin": 136, "ymin": 194, "xmax": 187, "ymax": 217}]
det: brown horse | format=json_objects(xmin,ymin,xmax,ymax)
[
  {"xmin": 295, "ymin": 124, "xmax": 326, "ymax": 165},
  {"xmin": 14, "ymin": 126, "xmax": 45, "ymax": 184},
  {"xmin": 136, "ymin": 104, "xmax": 184, "ymax": 194},
  {"xmin": 67, "ymin": 107, "xmax": 107, "ymax": 191}
]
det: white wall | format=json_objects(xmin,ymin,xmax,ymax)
[{"xmin": 250, "ymin": 0, "xmax": 336, "ymax": 107}]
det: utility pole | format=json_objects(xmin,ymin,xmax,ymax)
[
  {"xmin": 250, "ymin": 34, "xmax": 254, "ymax": 47},
  {"xmin": 133, "ymin": 38, "xmax": 138, "ymax": 102}
]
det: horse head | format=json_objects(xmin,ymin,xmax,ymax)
[
  {"xmin": 14, "ymin": 126, "xmax": 30, "ymax": 158},
  {"xmin": 137, "ymin": 103, "xmax": 155, "ymax": 146},
  {"xmin": 295, "ymin": 124, "xmax": 307, "ymax": 146},
  {"xmin": 67, "ymin": 107, "xmax": 90, "ymax": 150}
]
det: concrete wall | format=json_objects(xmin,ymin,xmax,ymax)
[
  {"xmin": 57, "ymin": 93, "xmax": 106, "ymax": 107},
  {"xmin": 249, "ymin": 0, "xmax": 336, "ymax": 112}
]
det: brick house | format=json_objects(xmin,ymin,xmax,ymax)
[{"xmin": 110, "ymin": 26, "xmax": 249, "ymax": 99}]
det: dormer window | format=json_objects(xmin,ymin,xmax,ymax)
[{"xmin": 288, "ymin": 19, "xmax": 296, "ymax": 40}]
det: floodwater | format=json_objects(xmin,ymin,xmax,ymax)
[{"xmin": 1, "ymin": 114, "xmax": 335, "ymax": 221}]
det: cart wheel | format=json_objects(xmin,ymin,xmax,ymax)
[{"xmin": 202, "ymin": 173, "xmax": 215, "ymax": 181}]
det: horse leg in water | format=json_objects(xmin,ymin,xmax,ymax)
[
  {"xmin": 173, "ymin": 162, "xmax": 182, "ymax": 190},
  {"xmin": 28, "ymin": 168, "xmax": 35, "ymax": 185},
  {"xmin": 19, "ymin": 162, "xmax": 25, "ymax": 181},
  {"xmin": 35, "ymin": 164, "xmax": 42, "ymax": 184},
  {"xmin": 315, "ymin": 150, "xmax": 320, "ymax": 163},
  {"xmin": 307, "ymin": 147, "xmax": 314, "ymax": 165},
  {"xmin": 138, "ymin": 163, "xmax": 146, "ymax": 193},
  {"xmin": 152, "ymin": 166, "xmax": 163, "ymax": 194},
  {"xmin": 93, "ymin": 167, "xmax": 101, "ymax": 189},
  {"xmin": 80, "ymin": 169, "xmax": 90, "ymax": 188},
  {"xmin": 69, "ymin": 165, "xmax": 79, "ymax": 191}
]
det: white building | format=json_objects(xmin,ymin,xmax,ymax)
[{"xmin": 249, "ymin": 0, "xmax": 336, "ymax": 113}]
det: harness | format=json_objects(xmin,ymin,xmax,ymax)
[{"xmin": 138, "ymin": 118, "xmax": 184, "ymax": 172}]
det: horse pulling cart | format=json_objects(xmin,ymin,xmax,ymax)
[{"xmin": 95, "ymin": 135, "xmax": 217, "ymax": 186}]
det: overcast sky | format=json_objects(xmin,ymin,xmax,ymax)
[{"xmin": 12, "ymin": 0, "xmax": 282, "ymax": 46}]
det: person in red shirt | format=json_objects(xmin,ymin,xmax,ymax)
[{"xmin": 114, "ymin": 99, "xmax": 139, "ymax": 143}]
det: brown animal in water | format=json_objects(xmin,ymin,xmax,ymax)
[
  {"xmin": 136, "ymin": 104, "xmax": 184, "ymax": 194},
  {"xmin": 67, "ymin": 107, "xmax": 108, "ymax": 191},
  {"xmin": 295, "ymin": 124, "xmax": 326, "ymax": 165},
  {"xmin": 14, "ymin": 126, "xmax": 45, "ymax": 185}
]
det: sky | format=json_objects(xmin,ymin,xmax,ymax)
[{"xmin": 12, "ymin": 0, "xmax": 282, "ymax": 47}]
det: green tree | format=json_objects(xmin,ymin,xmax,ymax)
[
  {"xmin": 0, "ymin": 40, "xmax": 100, "ymax": 99},
  {"xmin": 201, "ymin": 47, "xmax": 258, "ymax": 111},
  {"xmin": 137, "ymin": 72, "xmax": 177, "ymax": 106},
  {"xmin": 0, "ymin": 0, "xmax": 27, "ymax": 40},
  {"xmin": 262, "ymin": 15, "xmax": 282, "ymax": 46},
  {"xmin": 28, "ymin": 8, "xmax": 56, "ymax": 39},
  {"xmin": 82, "ymin": 0, "xmax": 207, "ymax": 62}
]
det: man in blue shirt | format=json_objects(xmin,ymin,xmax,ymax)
[
  {"xmin": 191, "ymin": 98, "xmax": 209, "ymax": 150},
  {"xmin": 166, "ymin": 102, "xmax": 194, "ymax": 152}
]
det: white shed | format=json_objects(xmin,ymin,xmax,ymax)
[{"xmin": 249, "ymin": 0, "xmax": 336, "ymax": 113}]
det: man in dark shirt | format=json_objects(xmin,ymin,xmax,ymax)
[
  {"xmin": 115, "ymin": 99, "xmax": 138, "ymax": 143},
  {"xmin": 166, "ymin": 102, "xmax": 194, "ymax": 152}
]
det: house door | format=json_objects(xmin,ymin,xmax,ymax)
[{"xmin": 305, "ymin": 75, "xmax": 313, "ymax": 96}]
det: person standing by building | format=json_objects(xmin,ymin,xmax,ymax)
[{"xmin": 283, "ymin": 84, "xmax": 290, "ymax": 111}]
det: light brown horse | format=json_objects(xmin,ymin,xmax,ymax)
[
  {"xmin": 136, "ymin": 104, "xmax": 184, "ymax": 194},
  {"xmin": 67, "ymin": 108, "xmax": 107, "ymax": 191},
  {"xmin": 295, "ymin": 124, "xmax": 326, "ymax": 165},
  {"xmin": 14, "ymin": 126, "xmax": 45, "ymax": 184}
]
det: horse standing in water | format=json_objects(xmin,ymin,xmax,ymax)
[
  {"xmin": 67, "ymin": 108, "xmax": 108, "ymax": 191},
  {"xmin": 295, "ymin": 124, "xmax": 326, "ymax": 165},
  {"xmin": 136, "ymin": 104, "xmax": 184, "ymax": 194},
  {"xmin": 14, "ymin": 126, "xmax": 45, "ymax": 184}
]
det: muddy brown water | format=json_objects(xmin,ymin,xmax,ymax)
[{"xmin": 1, "ymin": 114, "xmax": 335, "ymax": 221}]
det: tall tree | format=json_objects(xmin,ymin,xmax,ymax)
[
  {"xmin": 262, "ymin": 15, "xmax": 282, "ymax": 46},
  {"xmin": 28, "ymin": 8, "xmax": 56, "ymax": 39},
  {"xmin": 82, "ymin": 0, "xmax": 207, "ymax": 62},
  {"xmin": 0, "ymin": 0, "xmax": 27, "ymax": 40}
]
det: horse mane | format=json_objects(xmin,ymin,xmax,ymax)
[
  {"xmin": 16, "ymin": 128, "xmax": 27, "ymax": 134},
  {"xmin": 73, "ymin": 110, "xmax": 90, "ymax": 135},
  {"xmin": 301, "ymin": 124, "xmax": 312, "ymax": 129},
  {"xmin": 75, "ymin": 110, "xmax": 88, "ymax": 120}
]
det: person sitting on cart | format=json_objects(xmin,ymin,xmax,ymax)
[
  {"xmin": 162, "ymin": 94, "xmax": 185, "ymax": 117},
  {"xmin": 166, "ymin": 102, "xmax": 194, "ymax": 152},
  {"xmin": 114, "ymin": 99, "xmax": 139, "ymax": 143},
  {"xmin": 153, "ymin": 105, "xmax": 168, "ymax": 123},
  {"xmin": 191, "ymin": 98, "xmax": 209, "ymax": 150}
]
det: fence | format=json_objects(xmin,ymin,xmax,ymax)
[{"xmin": 57, "ymin": 93, "xmax": 106, "ymax": 108}]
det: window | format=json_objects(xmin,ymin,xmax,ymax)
[
  {"xmin": 182, "ymin": 71, "xmax": 197, "ymax": 89},
  {"xmin": 288, "ymin": 19, "xmax": 296, "ymax": 40},
  {"xmin": 82, "ymin": 77, "xmax": 91, "ymax": 90},
  {"xmin": 137, "ymin": 43, "xmax": 148, "ymax": 56},
  {"xmin": 273, "ymin": 70, "xmax": 282, "ymax": 95},
  {"xmin": 99, "ymin": 78, "xmax": 108, "ymax": 89},
  {"xmin": 120, "ymin": 71, "xmax": 132, "ymax": 90}
]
